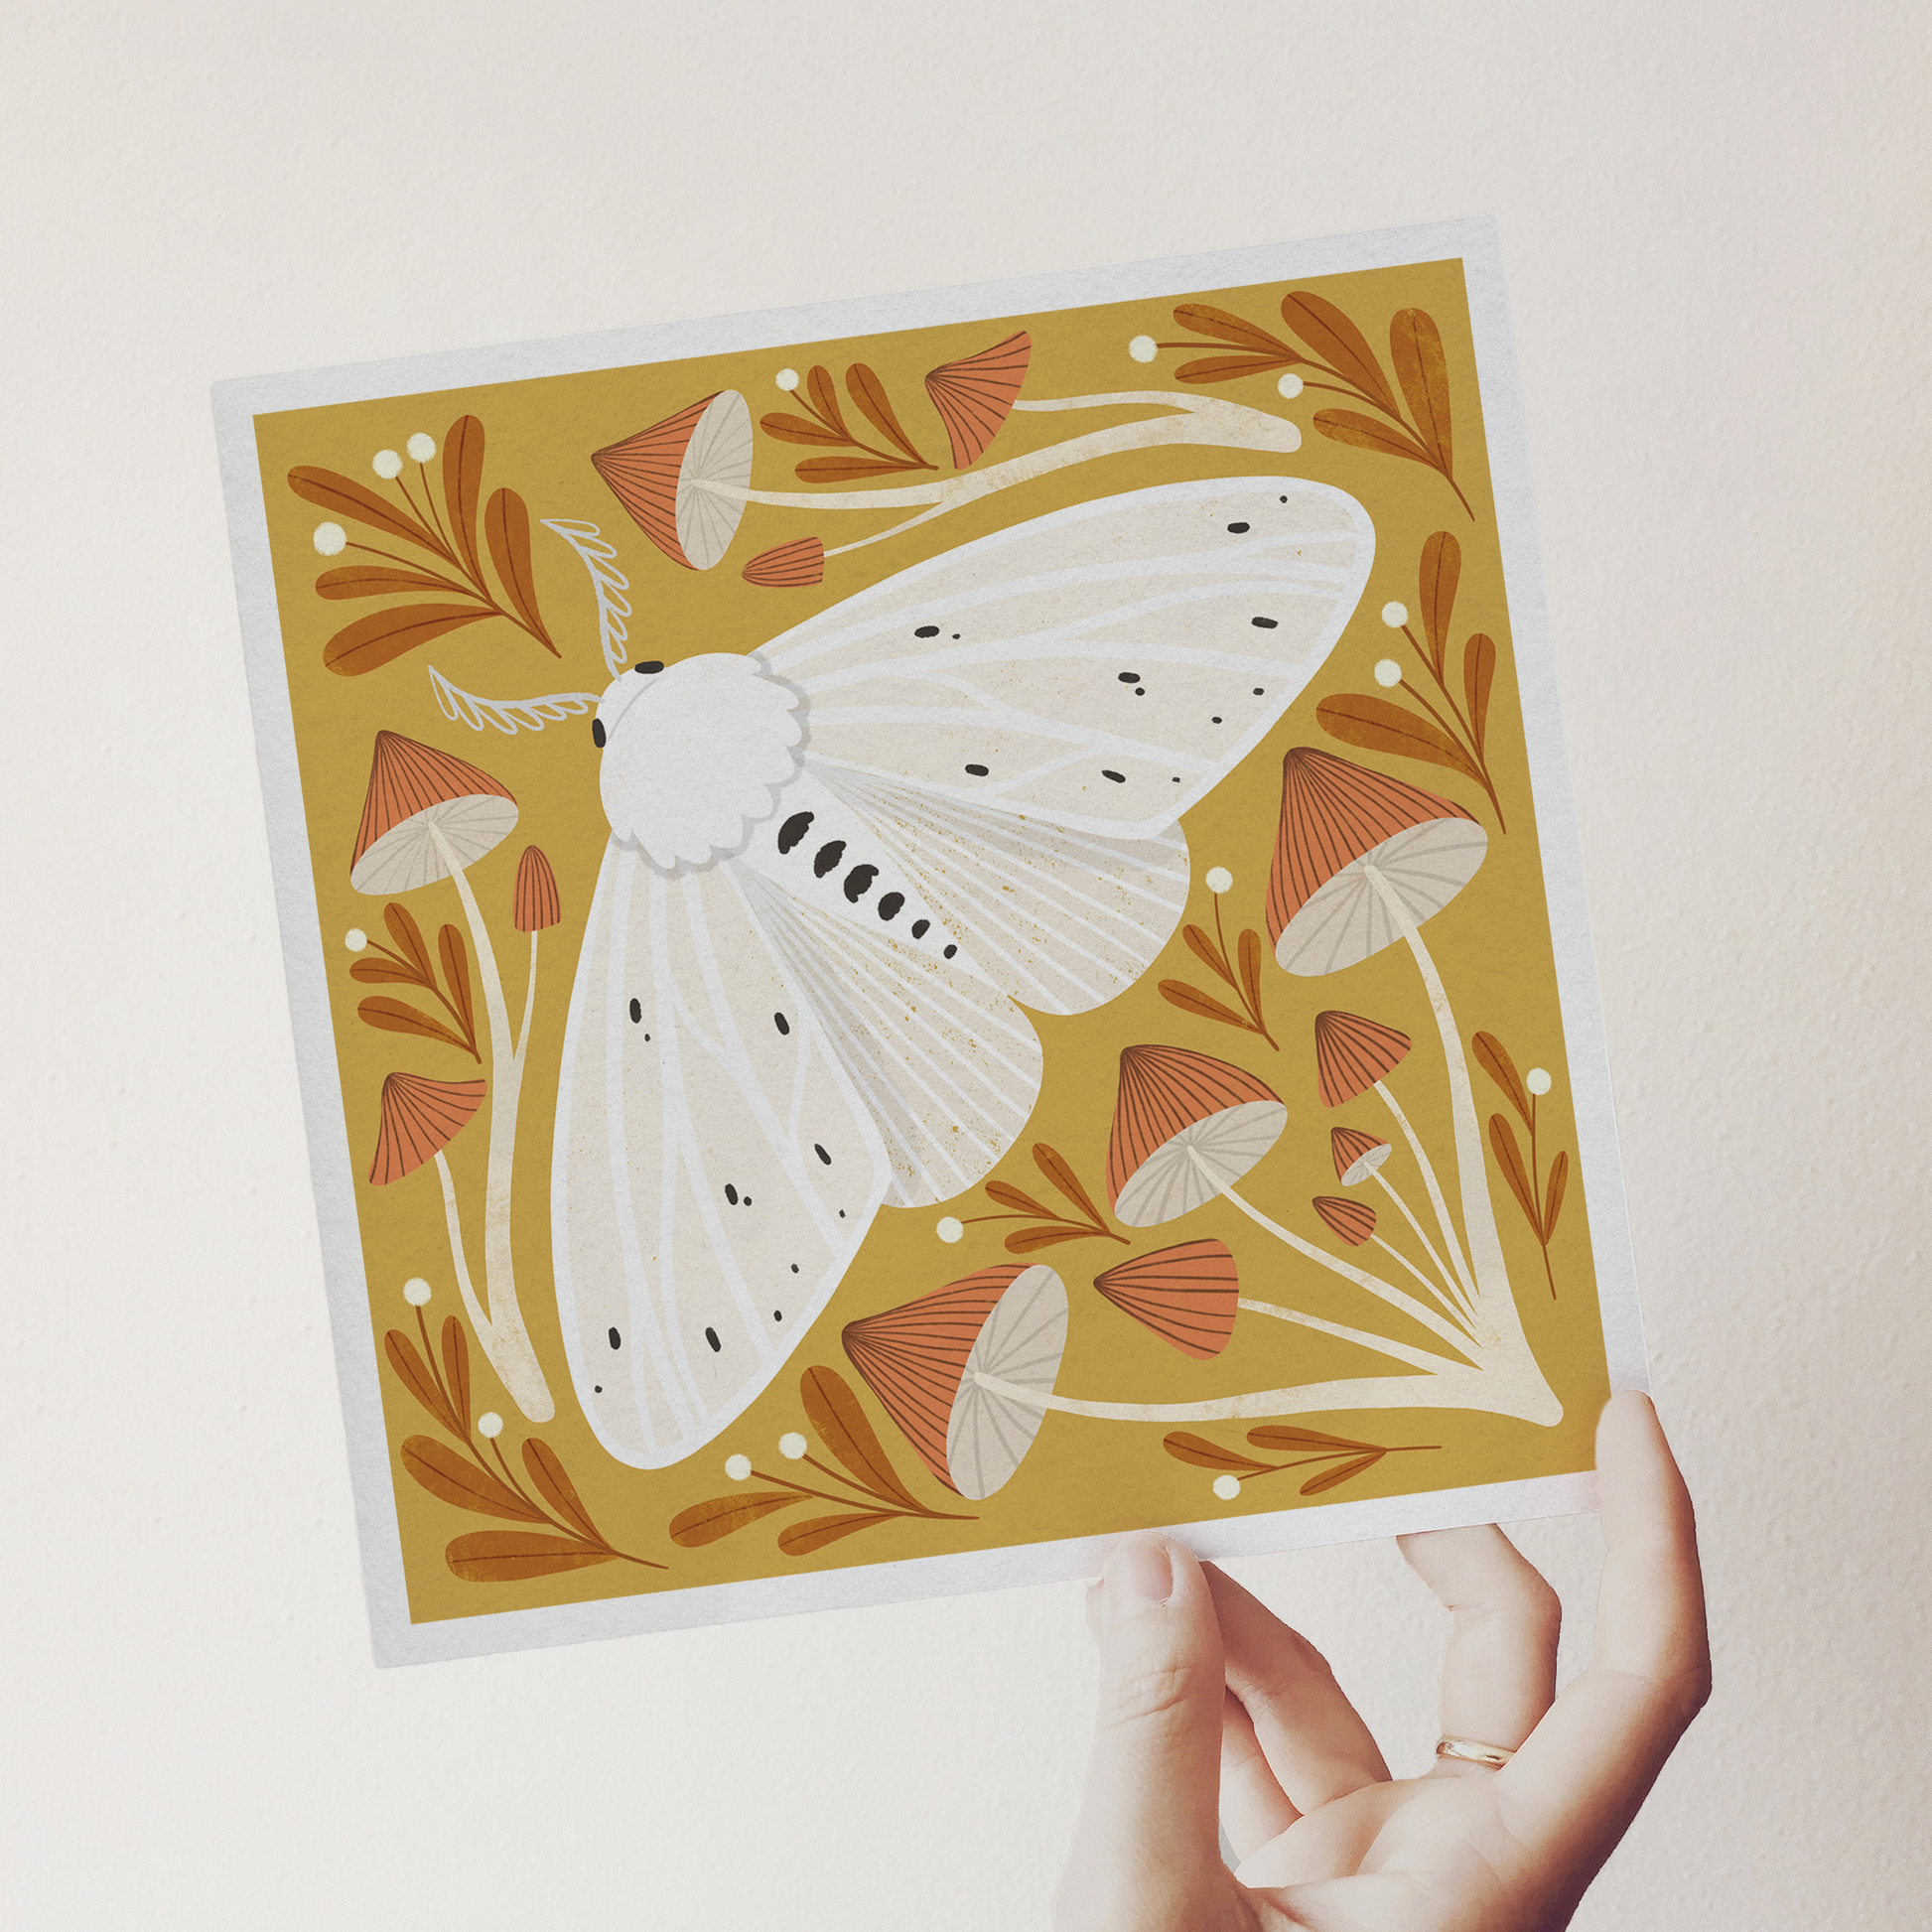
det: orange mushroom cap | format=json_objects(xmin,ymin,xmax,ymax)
[
  {"xmin": 1330, "ymin": 1126, "xmax": 1391, "ymax": 1185},
  {"xmin": 1312, "ymin": 1195, "xmax": 1376, "ymax": 1247},
  {"xmin": 1092, "ymin": 1239, "xmax": 1238, "ymax": 1359},
  {"xmin": 592, "ymin": 391, "xmax": 754, "ymax": 571},
  {"xmin": 1268, "ymin": 748, "xmax": 1488, "ymax": 975},
  {"xmin": 741, "ymin": 536, "xmax": 825, "ymax": 588},
  {"xmin": 369, "ymin": 1071, "xmax": 486, "ymax": 1185},
  {"xmin": 349, "ymin": 732, "xmax": 518, "ymax": 897},
  {"xmin": 1313, "ymin": 1011, "xmax": 1413, "ymax": 1108},
  {"xmin": 924, "ymin": 331, "xmax": 1033, "ymax": 471},
  {"xmin": 1107, "ymin": 1045, "xmax": 1287, "ymax": 1227},
  {"xmin": 512, "ymin": 846, "xmax": 561, "ymax": 933},
  {"xmin": 843, "ymin": 1263, "xmax": 1068, "ymax": 1500}
]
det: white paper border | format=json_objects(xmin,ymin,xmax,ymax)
[{"xmin": 213, "ymin": 217, "xmax": 1645, "ymax": 1668}]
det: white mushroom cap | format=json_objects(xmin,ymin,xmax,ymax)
[
  {"xmin": 593, "ymin": 391, "xmax": 754, "ymax": 571},
  {"xmin": 348, "ymin": 732, "xmax": 518, "ymax": 896},
  {"xmin": 945, "ymin": 1264, "xmax": 1068, "ymax": 1500},
  {"xmin": 1115, "ymin": 1101, "xmax": 1288, "ymax": 1226},
  {"xmin": 1108, "ymin": 1045, "xmax": 1288, "ymax": 1229},
  {"xmin": 1275, "ymin": 817, "xmax": 1487, "ymax": 975}
]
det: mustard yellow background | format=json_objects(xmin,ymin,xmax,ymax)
[{"xmin": 252, "ymin": 257, "xmax": 1608, "ymax": 1625}]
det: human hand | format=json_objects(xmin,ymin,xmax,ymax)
[{"xmin": 1054, "ymin": 1392, "xmax": 1708, "ymax": 1931}]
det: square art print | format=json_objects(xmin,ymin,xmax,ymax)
[{"xmin": 215, "ymin": 220, "xmax": 1645, "ymax": 1665}]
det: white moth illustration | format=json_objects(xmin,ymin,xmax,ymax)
[{"xmin": 551, "ymin": 476, "xmax": 1375, "ymax": 1468}]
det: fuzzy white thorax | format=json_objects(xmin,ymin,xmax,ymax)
[{"xmin": 598, "ymin": 653, "xmax": 803, "ymax": 869}]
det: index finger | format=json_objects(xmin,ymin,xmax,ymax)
[{"xmin": 1500, "ymin": 1392, "xmax": 1711, "ymax": 1865}]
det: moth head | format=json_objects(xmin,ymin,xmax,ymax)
[{"xmin": 596, "ymin": 652, "xmax": 803, "ymax": 868}]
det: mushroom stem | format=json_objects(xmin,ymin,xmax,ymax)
[
  {"xmin": 1370, "ymin": 1077, "xmax": 1481, "ymax": 1319},
  {"xmin": 970, "ymin": 1363, "xmax": 1563, "ymax": 1428},
  {"xmin": 431, "ymin": 1149, "xmax": 488, "ymax": 1341},
  {"xmin": 701, "ymin": 391, "xmax": 1301, "ymax": 556},
  {"xmin": 1366, "ymin": 1234, "xmax": 1476, "ymax": 1339},
  {"xmin": 517, "ymin": 930, "xmax": 539, "ymax": 1066},
  {"xmin": 427, "ymin": 823, "xmax": 554, "ymax": 1423},
  {"xmin": 1232, "ymin": 1298, "xmax": 1470, "ymax": 1373},
  {"xmin": 1369, "ymin": 1167, "xmax": 1473, "ymax": 1321}
]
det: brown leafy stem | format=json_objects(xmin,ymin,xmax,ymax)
[
  {"xmin": 957, "ymin": 1141, "xmax": 1129, "ymax": 1254},
  {"xmin": 1156, "ymin": 292, "xmax": 1471, "ymax": 517},
  {"xmin": 669, "ymin": 1365, "xmax": 974, "ymax": 1558},
  {"xmin": 760, "ymin": 364, "xmax": 936, "ymax": 483},
  {"xmin": 289, "ymin": 413, "xmax": 557, "ymax": 677},
  {"xmin": 349, "ymin": 902, "xmax": 481, "ymax": 1059},
  {"xmin": 382, "ymin": 1296, "xmax": 664, "ymax": 1582},
  {"xmin": 1159, "ymin": 888, "xmax": 1277, "ymax": 1047},
  {"xmin": 1473, "ymin": 1032, "xmax": 1569, "ymax": 1299},
  {"xmin": 1316, "ymin": 529, "xmax": 1507, "ymax": 831},
  {"xmin": 1163, "ymin": 1423, "xmax": 1439, "ymax": 1496}
]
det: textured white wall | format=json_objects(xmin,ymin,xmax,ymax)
[{"xmin": 4, "ymin": 3, "xmax": 1927, "ymax": 1925}]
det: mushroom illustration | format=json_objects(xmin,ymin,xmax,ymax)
[
  {"xmin": 369, "ymin": 1072, "xmax": 488, "ymax": 1316},
  {"xmin": 1108, "ymin": 1045, "xmax": 1476, "ymax": 1356},
  {"xmin": 1091, "ymin": 1240, "xmax": 1240, "ymax": 1360},
  {"xmin": 594, "ymin": 379, "xmax": 1302, "ymax": 574},
  {"xmin": 511, "ymin": 845, "xmax": 560, "ymax": 1059},
  {"xmin": 351, "ymin": 733, "xmax": 552, "ymax": 1421},
  {"xmin": 1329, "ymin": 1124, "xmax": 1469, "ymax": 1318}
]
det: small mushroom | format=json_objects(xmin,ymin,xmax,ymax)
[
  {"xmin": 368, "ymin": 1072, "xmax": 487, "ymax": 1319},
  {"xmin": 1312, "ymin": 1196, "xmax": 1375, "ymax": 1247},
  {"xmin": 1091, "ymin": 1239, "xmax": 1239, "ymax": 1359},
  {"xmin": 1330, "ymin": 1125, "xmax": 1467, "ymax": 1314},
  {"xmin": 924, "ymin": 331, "xmax": 1033, "ymax": 470},
  {"xmin": 511, "ymin": 844, "xmax": 561, "ymax": 1066},
  {"xmin": 592, "ymin": 390, "xmax": 755, "ymax": 571}
]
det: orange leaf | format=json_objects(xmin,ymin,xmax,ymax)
[
  {"xmin": 484, "ymin": 487, "xmax": 555, "ymax": 652},
  {"xmin": 1183, "ymin": 922, "xmax": 1237, "ymax": 986},
  {"xmin": 1311, "ymin": 410, "xmax": 1434, "ymax": 468},
  {"xmin": 799, "ymin": 1364, "xmax": 920, "ymax": 1510},
  {"xmin": 1544, "ymin": 1151, "xmax": 1569, "ymax": 1240},
  {"xmin": 385, "ymin": 903, "xmax": 433, "ymax": 981},
  {"xmin": 792, "ymin": 456, "xmax": 922, "ymax": 483},
  {"xmin": 1315, "ymin": 694, "xmax": 1482, "ymax": 784},
  {"xmin": 401, "ymin": 1436, "xmax": 545, "ymax": 1522},
  {"xmin": 1247, "ymin": 1425, "xmax": 1378, "ymax": 1453},
  {"xmin": 1173, "ymin": 354, "xmax": 1295, "ymax": 384},
  {"xmin": 438, "ymin": 924, "xmax": 476, "ymax": 1046},
  {"xmin": 443, "ymin": 416, "xmax": 486, "ymax": 584},
  {"xmin": 446, "ymin": 1531, "xmax": 615, "ymax": 1583},
  {"xmin": 805, "ymin": 366, "xmax": 846, "ymax": 438},
  {"xmin": 844, "ymin": 364, "xmax": 926, "ymax": 465},
  {"xmin": 1004, "ymin": 1225, "xmax": 1097, "ymax": 1254},
  {"xmin": 759, "ymin": 412, "xmax": 849, "ymax": 447},
  {"xmin": 742, "ymin": 537, "xmax": 825, "ymax": 588},
  {"xmin": 1237, "ymin": 928, "xmax": 1265, "ymax": 1026},
  {"xmin": 1172, "ymin": 304, "xmax": 1298, "ymax": 354},
  {"xmin": 985, "ymin": 1180, "xmax": 1054, "ymax": 1217},
  {"xmin": 1159, "ymin": 980, "xmax": 1254, "ymax": 1030},
  {"xmin": 435, "ymin": 1324, "xmax": 470, "ymax": 1441},
  {"xmin": 1162, "ymin": 1433, "xmax": 1272, "ymax": 1474},
  {"xmin": 323, "ymin": 603, "xmax": 493, "ymax": 676},
  {"xmin": 355, "ymin": 997, "xmax": 473, "ymax": 1054},
  {"xmin": 1418, "ymin": 531, "xmax": 1460, "ymax": 678},
  {"xmin": 1472, "ymin": 1033, "xmax": 1532, "ymax": 1125},
  {"xmin": 1390, "ymin": 309, "xmax": 1453, "ymax": 477},
  {"xmin": 1488, "ymin": 1114, "xmax": 1541, "ymax": 1233},
  {"xmin": 778, "ymin": 1511, "xmax": 897, "ymax": 1557},
  {"xmin": 1300, "ymin": 1451, "xmax": 1385, "ymax": 1495},
  {"xmin": 1280, "ymin": 292, "xmax": 1401, "ymax": 416},
  {"xmin": 382, "ymin": 1329, "xmax": 461, "ymax": 1438},
  {"xmin": 1464, "ymin": 633, "xmax": 1496, "ymax": 757},
  {"xmin": 1034, "ymin": 1144, "xmax": 1106, "ymax": 1228},
  {"xmin": 522, "ymin": 1438, "xmax": 604, "ymax": 1544},
  {"xmin": 348, "ymin": 957, "xmax": 425, "ymax": 987},
  {"xmin": 288, "ymin": 466, "xmax": 441, "ymax": 556},
  {"xmin": 668, "ymin": 1492, "xmax": 799, "ymax": 1547},
  {"xmin": 316, "ymin": 565, "xmax": 465, "ymax": 601}
]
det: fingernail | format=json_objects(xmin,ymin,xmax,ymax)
[{"xmin": 1101, "ymin": 1536, "xmax": 1173, "ymax": 1630}]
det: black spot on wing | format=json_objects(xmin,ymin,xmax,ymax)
[
  {"xmin": 813, "ymin": 840, "xmax": 846, "ymax": 878},
  {"xmin": 608, "ymin": 1327, "xmax": 621, "ymax": 1349},
  {"xmin": 1101, "ymin": 769, "xmax": 1126, "ymax": 783},
  {"xmin": 814, "ymin": 1144, "xmax": 831, "ymax": 1165},
  {"xmin": 911, "ymin": 918, "xmax": 929, "ymax": 938},
  {"xmin": 777, "ymin": 811, "xmax": 813, "ymax": 854},
  {"xmin": 1252, "ymin": 616, "xmax": 1278, "ymax": 629},
  {"xmin": 705, "ymin": 1326, "xmax": 721, "ymax": 1353},
  {"xmin": 843, "ymin": 865, "xmax": 878, "ymax": 902},
  {"xmin": 914, "ymin": 624, "xmax": 939, "ymax": 638},
  {"xmin": 773, "ymin": 1012, "xmax": 789, "ymax": 1035},
  {"xmin": 878, "ymin": 892, "xmax": 904, "ymax": 920},
  {"xmin": 964, "ymin": 762, "xmax": 989, "ymax": 776}
]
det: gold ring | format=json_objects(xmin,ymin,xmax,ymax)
[{"xmin": 1436, "ymin": 1735, "xmax": 1516, "ymax": 1768}]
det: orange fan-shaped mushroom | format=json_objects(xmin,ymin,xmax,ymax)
[
  {"xmin": 741, "ymin": 536, "xmax": 826, "ymax": 588},
  {"xmin": 1092, "ymin": 1240, "xmax": 1238, "ymax": 1359},
  {"xmin": 512, "ymin": 846, "xmax": 560, "ymax": 933},
  {"xmin": 924, "ymin": 331, "xmax": 1033, "ymax": 471},
  {"xmin": 1312, "ymin": 1196, "xmax": 1376, "ymax": 1248},
  {"xmin": 592, "ymin": 390, "xmax": 754, "ymax": 571},
  {"xmin": 1313, "ymin": 1011, "xmax": 1412, "ymax": 1108},
  {"xmin": 1107, "ymin": 1045, "xmax": 1287, "ymax": 1227},
  {"xmin": 369, "ymin": 1071, "xmax": 485, "ymax": 1185},
  {"xmin": 1330, "ymin": 1127, "xmax": 1391, "ymax": 1184},
  {"xmin": 349, "ymin": 731, "xmax": 518, "ymax": 897}
]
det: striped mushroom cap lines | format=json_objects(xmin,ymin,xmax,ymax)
[
  {"xmin": 593, "ymin": 390, "xmax": 755, "ymax": 572},
  {"xmin": 1091, "ymin": 1240, "xmax": 1240, "ymax": 1360}
]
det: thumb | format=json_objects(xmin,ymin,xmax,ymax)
[{"xmin": 1057, "ymin": 1535, "xmax": 1226, "ymax": 1927}]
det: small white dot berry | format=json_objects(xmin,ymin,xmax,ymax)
[
  {"xmin": 779, "ymin": 1432, "xmax": 807, "ymax": 1460},
  {"xmin": 406, "ymin": 432, "xmax": 436, "ymax": 463},
  {"xmin": 313, "ymin": 522, "xmax": 346, "ymax": 556},
  {"xmin": 1277, "ymin": 372, "xmax": 1304, "ymax": 399},
  {"xmin": 726, "ymin": 1453, "xmax": 752, "ymax": 1481},
  {"xmin": 937, "ymin": 1216, "xmax": 964, "ymax": 1243},
  {"xmin": 1205, "ymin": 867, "xmax": 1233, "ymax": 895},
  {"xmin": 1128, "ymin": 335, "xmax": 1158, "ymax": 363},
  {"xmin": 1527, "ymin": 1067, "xmax": 1553, "ymax": 1095},
  {"xmin": 372, "ymin": 449, "xmax": 403, "ymax": 480},
  {"xmin": 478, "ymin": 1412, "xmax": 503, "ymax": 1439},
  {"xmin": 1381, "ymin": 601, "xmax": 1409, "ymax": 628},
  {"xmin": 1374, "ymin": 658, "xmax": 1403, "ymax": 688},
  {"xmin": 403, "ymin": 1277, "xmax": 432, "ymax": 1306},
  {"xmin": 345, "ymin": 927, "xmax": 368, "ymax": 951},
  {"xmin": 1212, "ymin": 1473, "xmax": 1242, "ymax": 1500},
  {"xmin": 775, "ymin": 368, "xmax": 800, "ymax": 391}
]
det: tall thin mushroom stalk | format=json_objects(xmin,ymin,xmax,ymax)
[
  {"xmin": 350, "ymin": 733, "xmax": 553, "ymax": 1421},
  {"xmin": 593, "ymin": 380, "xmax": 1303, "ymax": 581},
  {"xmin": 368, "ymin": 1072, "xmax": 487, "ymax": 1313}
]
